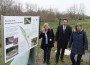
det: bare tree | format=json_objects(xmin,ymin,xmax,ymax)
[
  {"xmin": 0, "ymin": 0, "xmax": 86, "ymax": 21},
  {"xmin": 78, "ymin": 3, "xmax": 85, "ymax": 20},
  {"xmin": 67, "ymin": 4, "xmax": 85, "ymax": 20},
  {"xmin": 25, "ymin": 3, "xmax": 38, "ymax": 15},
  {"xmin": 67, "ymin": 4, "xmax": 78, "ymax": 20}
]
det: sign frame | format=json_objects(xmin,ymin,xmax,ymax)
[{"xmin": 1, "ymin": 15, "xmax": 39, "ymax": 65}]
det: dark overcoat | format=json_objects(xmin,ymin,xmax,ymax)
[
  {"xmin": 39, "ymin": 29, "xmax": 54, "ymax": 49},
  {"xmin": 68, "ymin": 30, "xmax": 88, "ymax": 54},
  {"xmin": 56, "ymin": 25, "xmax": 72, "ymax": 49}
]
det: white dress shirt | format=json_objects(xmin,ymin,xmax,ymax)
[
  {"xmin": 63, "ymin": 25, "xmax": 66, "ymax": 31},
  {"xmin": 45, "ymin": 32, "xmax": 48, "ymax": 44}
]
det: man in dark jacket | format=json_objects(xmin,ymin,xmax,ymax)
[{"xmin": 55, "ymin": 19, "xmax": 72, "ymax": 64}]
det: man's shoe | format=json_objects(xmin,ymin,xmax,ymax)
[
  {"xmin": 43, "ymin": 61, "xmax": 46, "ymax": 63},
  {"xmin": 61, "ymin": 59, "xmax": 64, "ymax": 63},
  {"xmin": 47, "ymin": 62, "xmax": 50, "ymax": 65},
  {"xmin": 54, "ymin": 62, "xmax": 58, "ymax": 65},
  {"xmin": 71, "ymin": 64, "xmax": 76, "ymax": 65},
  {"xmin": 47, "ymin": 63, "xmax": 50, "ymax": 65}
]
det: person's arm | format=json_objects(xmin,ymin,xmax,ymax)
[
  {"xmin": 69, "ymin": 26, "xmax": 72, "ymax": 40},
  {"xmin": 55, "ymin": 26, "xmax": 59, "ymax": 41},
  {"xmin": 83, "ymin": 31, "xmax": 88, "ymax": 51},
  {"xmin": 68, "ymin": 32, "xmax": 73, "ymax": 49},
  {"xmin": 50, "ymin": 29, "xmax": 55, "ymax": 42},
  {"xmin": 39, "ymin": 31, "xmax": 43, "ymax": 39}
]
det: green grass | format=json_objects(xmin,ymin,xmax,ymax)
[
  {"xmin": 37, "ymin": 41, "xmax": 89, "ymax": 65},
  {"xmin": 0, "ymin": 19, "xmax": 90, "ymax": 65},
  {"xmin": 0, "ymin": 26, "xmax": 2, "ymax": 47},
  {"xmin": 40, "ymin": 19, "xmax": 90, "ymax": 47},
  {"xmin": 0, "ymin": 48, "xmax": 2, "ymax": 65}
]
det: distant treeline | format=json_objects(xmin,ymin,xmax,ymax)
[{"xmin": 0, "ymin": 0, "xmax": 89, "ymax": 22}]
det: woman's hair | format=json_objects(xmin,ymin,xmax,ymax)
[
  {"xmin": 75, "ymin": 23, "xmax": 82, "ymax": 31},
  {"xmin": 43, "ymin": 23, "xmax": 49, "ymax": 28},
  {"xmin": 42, "ymin": 23, "xmax": 50, "ymax": 33}
]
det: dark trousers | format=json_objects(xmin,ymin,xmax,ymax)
[
  {"xmin": 43, "ymin": 46, "xmax": 51, "ymax": 63},
  {"xmin": 55, "ymin": 47, "xmax": 65, "ymax": 63},
  {"xmin": 70, "ymin": 53, "xmax": 82, "ymax": 65}
]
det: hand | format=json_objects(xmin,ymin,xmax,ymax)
[
  {"xmin": 85, "ymin": 50, "xmax": 88, "ymax": 53},
  {"xmin": 68, "ymin": 48, "xmax": 71, "ymax": 51},
  {"xmin": 49, "ymin": 39, "xmax": 52, "ymax": 41}
]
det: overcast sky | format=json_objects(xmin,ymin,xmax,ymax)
[{"xmin": 18, "ymin": 0, "xmax": 90, "ymax": 16}]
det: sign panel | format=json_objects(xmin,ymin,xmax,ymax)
[{"xmin": 1, "ymin": 16, "xmax": 39, "ymax": 63}]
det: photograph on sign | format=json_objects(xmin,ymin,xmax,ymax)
[
  {"xmin": 6, "ymin": 36, "xmax": 18, "ymax": 45},
  {"xmin": 31, "ymin": 37, "xmax": 38, "ymax": 47},
  {"xmin": 24, "ymin": 18, "xmax": 31, "ymax": 24},
  {"xmin": 6, "ymin": 45, "xmax": 18, "ymax": 60}
]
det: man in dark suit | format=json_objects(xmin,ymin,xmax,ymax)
[{"xmin": 55, "ymin": 19, "xmax": 72, "ymax": 64}]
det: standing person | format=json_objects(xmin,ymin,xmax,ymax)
[
  {"xmin": 68, "ymin": 23, "xmax": 88, "ymax": 65},
  {"xmin": 39, "ymin": 23, "xmax": 54, "ymax": 65},
  {"xmin": 55, "ymin": 19, "xmax": 72, "ymax": 64}
]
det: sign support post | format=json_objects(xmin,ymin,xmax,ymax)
[
  {"xmin": 27, "ymin": 47, "xmax": 37, "ymax": 65},
  {"xmin": 58, "ymin": 17, "xmax": 61, "ymax": 25},
  {"xmin": 1, "ymin": 15, "xmax": 5, "ymax": 65}
]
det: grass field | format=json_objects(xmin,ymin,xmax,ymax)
[
  {"xmin": 0, "ymin": 19, "xmax": 90, "ymax": 65},
  {"xmin": 40, "ymin": 19, "xmax": 90, "ymax": 47}
]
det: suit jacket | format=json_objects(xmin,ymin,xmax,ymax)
[
  {"xmin": 39, "ymin": 29, "xmax": 55, "ymax": 49},
  {"xmin": 56, "ymin": 25, "xmax": 72, "ymax": 48}
]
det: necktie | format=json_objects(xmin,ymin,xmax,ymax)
[{"xmin": 63, "ymin": 26, "xmax": 66, "ymax": 33}]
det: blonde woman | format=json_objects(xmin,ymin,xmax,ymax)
[{"xmin": 39, "ymin": 23, "xmax": 54, "ymax": 65}]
